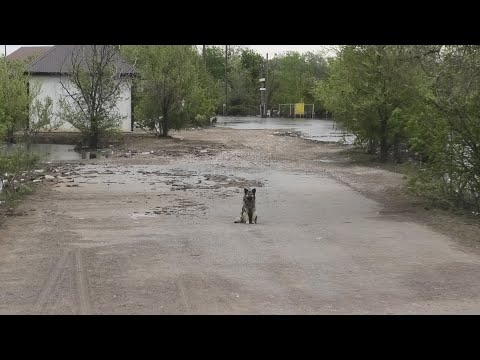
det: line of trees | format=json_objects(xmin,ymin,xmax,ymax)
[
  {"xmin": 2, "ymin": 45, "xmax": 331, "ymax": 146},
  {"xmin": 201, "ymin": 46, "xmax": 329, "ymax": 116},
  {"xmin": 313, "ymin": 45, "xmax": 480, "ymax": 211},
  {"xmin": 121, "ymin": 45, "xmax": 220, "ymax": 137},
  {"xmin": 3, "ymin": 45, "xmax": 478, "ymax": 211},
  {"xmin": 120, "ymin": 45, "xmax": 331, "ymax": 137}
]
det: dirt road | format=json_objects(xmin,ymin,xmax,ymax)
[{"xmin": 1, "ymin": 128, "xmax": 479, "ymax": 314}]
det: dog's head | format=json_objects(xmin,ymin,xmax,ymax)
[{"xmin": 244, "ymin": 188, "xmax": 256, "ymax": 201}]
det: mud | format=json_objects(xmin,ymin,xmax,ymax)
[{"xmin": 0, "ymin": 127, "xmax": 479, "ymax": 314}]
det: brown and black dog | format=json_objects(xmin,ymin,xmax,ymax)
[{"xmin": 234, "ymin": 188, "xmax": 257, "ymax": 224}]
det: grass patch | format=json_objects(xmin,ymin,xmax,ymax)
[{"xmin": 0, "ymin": 145, "xmax": 41, "ymax": 207}]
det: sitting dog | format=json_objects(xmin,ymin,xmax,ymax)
[{"xmin": 234, "ymin": 188, "xmax": 257, "ymax": 224}]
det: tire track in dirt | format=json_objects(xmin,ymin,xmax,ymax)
[
  {"xmin": 177, "ymin": 279, "xmax": 191, "ymax": 313},
  {"xmin": 74, "ymin": 248, "xmax": 91, "ymax": 314},
  {"xmin": 46, "ymin": 251, "xmax": 74, "ymax": 314},
  {"xmin": 33, "ymin": 249, "xmax": 71, "ymax": 313}
]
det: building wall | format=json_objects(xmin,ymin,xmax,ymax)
[{"xmin": 29, "ymin": 75, "xmax": 132, "ymax": 132}]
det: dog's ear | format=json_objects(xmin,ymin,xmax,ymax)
[
  {"xmin": 244, "ymin": 188, "xmax": 248, "ymax": 195},
  {"xmin": 252, "ymin": 188, "xmax": 256, "ymax": 195}
]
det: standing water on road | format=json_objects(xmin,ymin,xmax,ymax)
[
  {"xmin": 214, "ymin": 116, "xmax": 355, "ymax": 144},
  {"xmin": 1, "ymin": 143, "xmax": 82, "ymax": 161}
]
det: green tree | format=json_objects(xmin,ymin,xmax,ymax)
[
  {"xmin": 240, "ymin": 49, "xmax": 264, "ymax": 85},
  {"xmin": 314, "ymin": 45, "xmax": 419, "ymax": 161},
  {"xmin": 0, "ymin": 147, "xmax": 39, "ymax": 200},
  {"xmin": 0, "ymin": 59, "xmax": 38, "ymax": 143},
  {"xmin": 264, "ymin": 51, "xmax": 327, "ymax": 117},
  {"xmin": 205, "ymin": 46, "xmax": 227, "ymax": 82},
  {"xmin": 25, "ymin": 96, "xmax": 62, "ymax": 143},
  {"xmin": 58, "ymin": 45, "xmax": 132, "ymax": 149},
  {"xmin": 275, "ymin": 52, "xmax": 312, "ymax": 104},
  {"xmin": 405, "ymin": 45, "xmax": 480, "ymax": 210},
  {"xmin": 224, "ymin": 52, "xmax": 262, "ymax": 116},
  {"xmin": 183, "ymin": 58, "xmax": 221, "ymax": 126},
  {"xmin": 122, "ymin": 45, "xmax": 220, "ymax": 137}
]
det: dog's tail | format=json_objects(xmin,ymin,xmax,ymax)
[{"xmin": 234, "ymin": 218, "xmax": 243, "ymax": 223}]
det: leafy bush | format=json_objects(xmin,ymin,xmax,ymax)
[{"xmin": 0, "ymin": 146, "xmax": 40, "ymax": 202}]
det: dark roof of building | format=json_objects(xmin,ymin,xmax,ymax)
[
  {"xmin": 27, "ymin": 45, "xmax": 137, "ymax": 75},
  {"xmin": 6, "ymin": 46, "xmax": 53, "ymax": 61}
]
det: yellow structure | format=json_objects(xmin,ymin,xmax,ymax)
[
  {"xmin": 278, "ymin": 101, "xmax": 314, "ymax": 118},
  {"xmin": 294, "ymin": 102, "xmax": 305, "ymax": 117}
]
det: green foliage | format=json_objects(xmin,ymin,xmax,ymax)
[
  {"xmin": 191, "ymin": 114, "xmax": 208, "ymax": 127},
  {"xmin": 404, "ymin": 46, "xmax": 480, "ymax": 210},
  {"xmin": 255, "ymin": 51, "xmax": 328, "ymax": 115},
  {"xmin": 23, "ymin": 96, "xmax": 62, "ymax": 143},
  {"xmin": 204, "ymin": 46, "xmax": 227, "ymax": 82},
  {"xmin": 221, "ymin": 49, "xmax": 328, "ymax": 116},
  {"xmin": 313, "ymin": 46, "xmax": 420, "ymax": 161},
  {"xmin": 122, "ymin": 45, "xmax": 220, "ymax": 137},
  {"xmin": 0, "ymin": 59, "xmax": 37, "ymax": 143},
  {"xmin": 227, "ymin": 57, "xmax": 260, "ymax": 116},
  {"xmin": 240, "ymin": 49, "xmax": 264, "ymax": 85},
  {"xmin": 314, "ymin": 44, "xmax": 480, "ymax": 211},
  {"xmin": 0, "ymin": 146, "xmax": 40, "ymax": 202},
  {"xmin": 57, "ymin": 45, "xmax": 127, "ymax": 149},
  {"xmin": 274, "ymin": 52, "xmax": 316, "ymax": 104}
]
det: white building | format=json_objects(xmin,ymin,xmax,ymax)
[{"xmin": 11, "ymin": 45, "xmax": 136, "ymax": 132}]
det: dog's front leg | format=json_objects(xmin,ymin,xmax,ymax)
[{"xmin": 241, "ymin": 211, "xmax": 249, "ymax": 223}]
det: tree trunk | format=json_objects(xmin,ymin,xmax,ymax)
[
  {"xmin": 89, "ymin": 133, "xmax": 98, "ymax": 149},
  {"xmin": 89, "ymin": 118, "xmax": 99, "ymax": 149},
  {"xmin": 161, "ymin": 114, "xmax": 169, "ymax": 137},
  {"xmin": 393, "ymin": 132, "xmax": 401, "ymax": 163},
  {"xmin": 367, "ymin": 139, "xmax": 376, "ymax": 154},
  {"xmin": 379, "ymin": 117, "xmax": 388, "ymax": 162},
  {"xmin": 4, "ymin": 134, "xmax": 15, "ymax": 144},
  {"xmin": 202, "ymin": 45, "xmax": 206, "ymax": 68}
]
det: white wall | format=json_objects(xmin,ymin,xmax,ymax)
[{"xmin": 30, "ymin": 75, "xmax": 132, "ymax": 132}]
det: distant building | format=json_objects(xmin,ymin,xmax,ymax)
[
  {"xmin": 8, "ymin": 45, "xmax": 136, "ymax": 132},
  {"xmin": 6, "ymin": 46, "xmax": 52, "ymax": 62}
]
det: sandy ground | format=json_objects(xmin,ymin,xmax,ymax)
[{"xmin": 0, "ymin": 127, "xmax": 479, "ymax": 314}]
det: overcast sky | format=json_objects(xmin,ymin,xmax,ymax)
[
  {"xmin": 3, "ymin": 45, "xmax": 336, "ymax": 57},
  {"xmin": 245, "ymin": 45, "xmax": 336, "ymax": 57}
]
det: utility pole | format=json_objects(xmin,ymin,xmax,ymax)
[
  {"xmin": 260, "ymin": 79, "xmax": 265, "ymax": 117},
  {"xmin": 4, "ymin": 45, "xmax": 6, "ymax": 58},
  {"xmin": 259, "ymin": 53, "xmax": 268, "ymax": 118},
  {"xmin": 224, "ymin": 45, "xmax": 228, "ymax": 116},
  {"xmin": 265, "ymin": 53, "xmax": 269, "ymax": 117},
  {"xmin": 259, "ymin": 70, "xmax": 264, "ymax": 117},
  {"xmin": 202, "ymin": 45, "xmax": 206, "ymax": 68}
]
